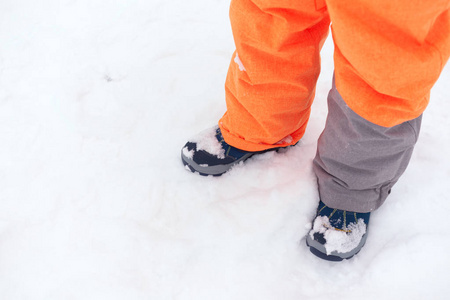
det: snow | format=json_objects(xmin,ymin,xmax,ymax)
[
  {"xmin": 187, "ymin": 126, "xmax": 225, "ymax": 159},
  {"xmin": 310, "ymin": 216, "xmax": 367, "ymax": 255},
  {"xmin": 0, "ymin": 1, "xmax": 449, "ymax": 299},
  {"xmin": 182, "ymin": 147, "xmax": 194, "ymax": 159}
]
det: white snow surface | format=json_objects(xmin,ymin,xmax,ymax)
[{"xmin": 0, "ymin": 1, "xmax": 449, "ymax": 299}]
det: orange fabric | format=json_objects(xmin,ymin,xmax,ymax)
[
  {"xmin": 219, "ymin": 0, "xmax": 450, "ymax": 152},
  {"xmin": 219, "ymin": 0, "xmax": 330, "ymax": 152},
  {"xmin": 329, "ymin": 0, "xmax": 450, "ymax": 127}
]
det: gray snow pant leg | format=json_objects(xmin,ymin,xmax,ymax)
[{"xmin": 313, "ymin": 80, "xmax": 422, "ymax": 213}]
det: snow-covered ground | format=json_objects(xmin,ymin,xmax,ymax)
[{"xmin": 1, "ymin": 1, "xmax": 449, "ymax": 299}]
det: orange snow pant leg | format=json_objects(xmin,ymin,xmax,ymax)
[
  {"xmin": 219, "ymin": 0, "xmax": 330, "ymax": 152},
  {"xmin": 328, "ymin": 0, "xmax": 450, "ymax": 127}
]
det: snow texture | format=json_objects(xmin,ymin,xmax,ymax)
[
  {"xmin": 0, "ymin": 1, "xmax": 449, "ymax": 300},
  {"xmin": 187, "ymin": 126, "xmax": 225, "ymax": 159},
  {"xmin": 310, "ymin": 216, "xmax": 366, "ymax": 255}
]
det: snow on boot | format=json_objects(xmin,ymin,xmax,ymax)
[{"xmin": 306, "ymin": 200, "xmax": 371, "ymax": 261}]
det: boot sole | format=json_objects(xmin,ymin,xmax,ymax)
[
  {"xmin": 305, "ymin": 231, "xmax": 368, "ymax": 261},
  {"xmin": 181, "ymin": 153, "xmax": 253, "ymax": 176}
]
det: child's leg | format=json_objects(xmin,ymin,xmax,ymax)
[
  {"xmin": 182, "ymin": 1, "xmax": 330, "ymax": 175},
  {"xmin": 313, "ymin": 0, "xmax": 449, "ymax": 212},
  {"xmin": 313, "ymin": 80, "xmax": 422, "ymax": 213},
  {"xmin": 219, "ymin": 0, "xmax": 330, "ymax": 152}
]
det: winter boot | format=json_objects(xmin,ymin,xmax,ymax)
[
  {"xmin": 181, "ymin": 126, "xmax": 288, "ymax": 176},
  {"xmin": 306, "ymin": 200, "xmax": 371, "ymax": 261}
]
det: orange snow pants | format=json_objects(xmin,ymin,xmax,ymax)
[{"xmin": 219, "ymin": 0, "xmax": 450, "ymax": 152}]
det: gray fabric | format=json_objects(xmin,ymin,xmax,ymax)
[{"xmin": 313, "ymin": 81, "xmax": 422, "ymax": 213}]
